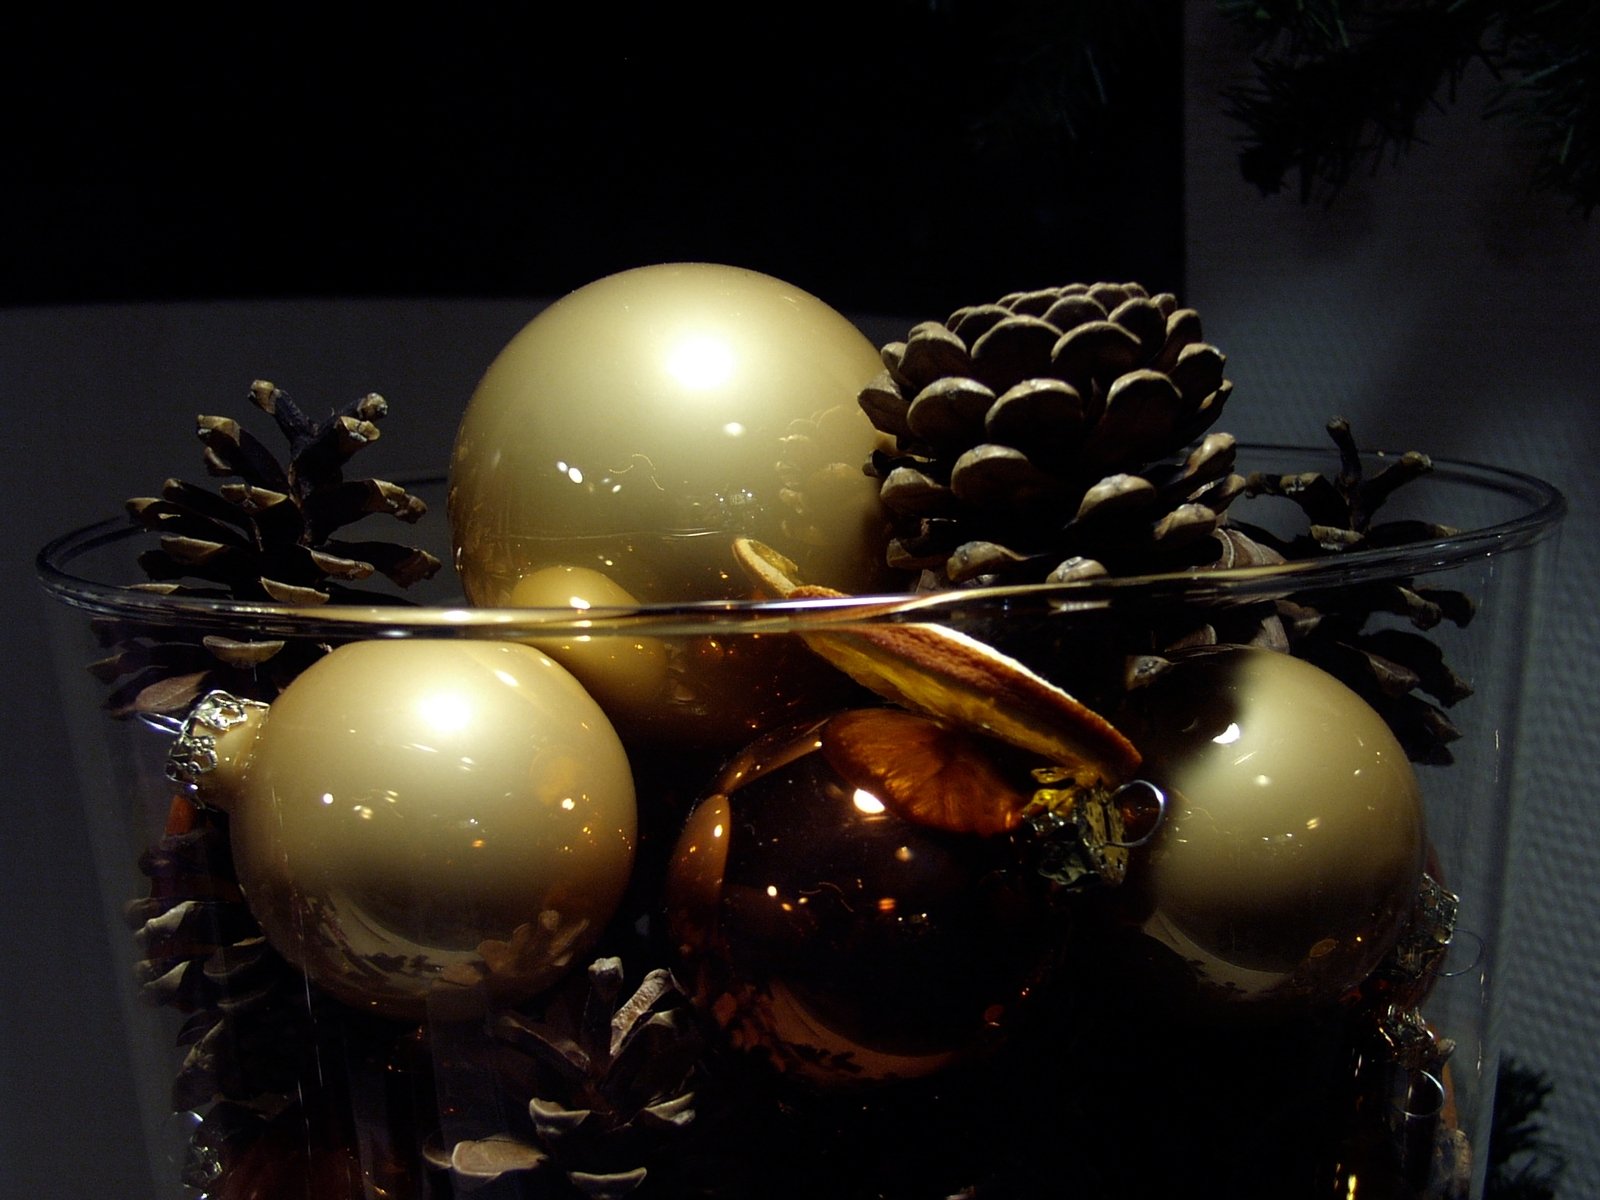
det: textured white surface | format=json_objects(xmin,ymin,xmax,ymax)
[{"xmin": 1186, "ymin": 9, "xmax": 1600, "ymax": 1191}]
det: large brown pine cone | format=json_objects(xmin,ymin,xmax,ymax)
[{"xmin": 859, "ymin": 282, "xmax": 1241, "ymax": 586}]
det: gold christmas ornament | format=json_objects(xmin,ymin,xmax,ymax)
[
  {"xmin": 449, "ymin": 263, "xmax": 891, "ymax": 607},
  {"xmin": 1125, "ymin": 646, "xmax": 1425, "ymax": 1005},
  {"xmin": 508, "ymin": 565, "xmax": 671, "ymax": 731},
  {"xmin": 170, "ymin": 640, "xmax": 638, "ymax": 1020}
]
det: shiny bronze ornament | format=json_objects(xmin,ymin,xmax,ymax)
[{"xmin": 666, "ymin": 712, "xmax": 1055, "ymax": 1089}]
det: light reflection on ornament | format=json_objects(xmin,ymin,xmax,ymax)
[
  {"xmin": 664, "ymin": 333, "xmax": 737, "ymax": 390},
  {"xmin": 417, "ymin": 690, "xmax": 473, "ymax": 734},
  {"xmin": 851, "ymin": 788, "xmax": 887, "ymax": 815}
]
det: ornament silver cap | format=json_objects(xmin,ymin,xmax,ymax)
[{"xmin": 165, "ymin": 690, "xmax": 269, "ymax": 794}]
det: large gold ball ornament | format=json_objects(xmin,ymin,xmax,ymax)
[
  {"xmin": 448, "ymin": 263, "xmax": 891, "ymax": 606},
  {"xmin": 192, "ymin": 640, "xmax": 637, "ymax": 1020},
  {"xmin": 1126, "ymin": 647, "xmax": 1426, "ymax": 1006}
]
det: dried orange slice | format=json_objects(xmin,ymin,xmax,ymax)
[
  {"xmin": 734, "ymin": 538, "xmax": 1140, "ymax": 784},
  {"xmin": 821, "ymin": 708, "xmax": 1032, "ymax": 836}
]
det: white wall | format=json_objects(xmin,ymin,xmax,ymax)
[{"xmin": 1185, "ymin": 6, "xmax": 1600, "ymax": 1191}]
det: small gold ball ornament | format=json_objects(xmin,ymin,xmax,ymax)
[
  {"xmin": 181, "ymin": 640, "xmax": 638, "ymax": 1020},
  {"xmin": 448, "ymin": 263, "xmax": 890, "ymax": 606},
  {"xmin": 509, "ymin": 565, "xmax": 671, "ymax": 730},
  {"xmin": 1127, "ymin": 646, "xmax": 1426, "ymax": 1006}
]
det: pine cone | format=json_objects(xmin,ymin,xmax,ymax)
[
  {"xmin": 124, "ymin": 795, "xmax": 310, "ymax": 1110},
  {"xmin": 127, "ymin": 795, "xmax": 341, "ymax": 1200},
  {"xmin": 1240, "ymin": 419, "xmax": 1476, "ymax": 763},
  {"xmin": 434, "ymin": 958, "xmax": 702, "ymax": 1198},
  {"xmin": 859, "ymin": 282, "xmax": 1241, "ymax": 585},
  {"xmin": 94, "ymin": 380, "xmax": 441, "ymax": 718}
]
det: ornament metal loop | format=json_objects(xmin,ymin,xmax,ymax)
[
  {"xmin": 1438, "ymin": 929, "xmax": 1484, "ymax": 979},
  {"xmin": 1024, "ymin": 778, "xmax": 1164, "ymax": 889},
  {"xmin": 1391, "ymin": 1068, "xmax": 1445, "ymax": 1122},
  {"xmin": 1373, "ymin": 1002, "xmax": 1452, "ymax": 1074},
  {"xmin": 1106, "ymin": 779, "xmax": 1167, "ymax": 849},
  {"xmin": 1390, "ymin": 872, "xmax": 1461, "ymax": 984},
  {"xmin": 165, "ymin": 690, "xmax": 268, "ymax": 789},
  {"xmin": 137, "ymin": 711, "xmax": 186, "ymax": 737}
]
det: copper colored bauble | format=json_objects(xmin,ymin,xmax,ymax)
[
  {"xmin": 1125, "ymin": 646, "xmax": 1426, "ymax": 1006},
  {"xmin": 184, "ymin": 640, "xmax": 637, "ymax": 1020},
  {"xmin": 666, "ymin": 711, "xmax": 1048, "ymax": 1089},
  {"xmin": 448, "ymin": 262, "xmax": 890, "ymax": 607}
]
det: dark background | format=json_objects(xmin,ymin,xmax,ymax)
[{"xmin": 2, "ymin": 4, "xmax": 1183, "ymax": 315}]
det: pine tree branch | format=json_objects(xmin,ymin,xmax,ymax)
[
  {"xmin": 1221, "ymin": 0, "xmax": 1599, "ymax": 212},
  {"xmin": 1486, "ymin": 1058, "xmax": 1566, "ymax": 1200}
]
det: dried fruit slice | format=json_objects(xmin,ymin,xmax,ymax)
[
  {"xmin": 733, "ymin": 538, "xmax": 1140, "ymax": 785},
  {"xmin": 821, "ymin": 708, "xmax": 1032, "ymax": 836}
]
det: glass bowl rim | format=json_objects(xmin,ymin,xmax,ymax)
[{"xmin": 36, "ymin": 445, "xmax": 1567, "ymax": 640}]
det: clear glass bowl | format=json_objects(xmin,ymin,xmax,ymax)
[{"xmin": 37, "ymin": 448, "xmax": 1565, "ymax": 1199}]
